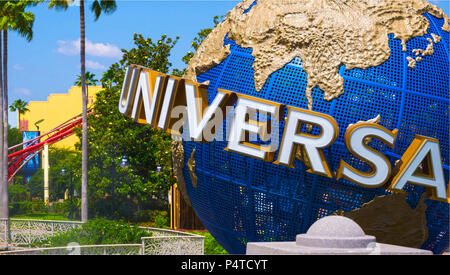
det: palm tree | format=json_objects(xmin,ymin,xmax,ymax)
[
  {"xmin": 0, "ymin": 16, "xmax": 4, "ymax": 221},
  {"xmin": 74, "ymin": 71, "xmax": 98, "ymax": 105},
  {"xmin": 0, "ymin": 1, "xmax": 37, "ymax": 219},
  {"xmin": 9, "ymin": 99, "xmax": 29, "ymax": 131},
  {"xmin": 49, "ymin": 0, "xmax": 117, "ymax": 222},
  {"xmin": 100, "ymin": 68, "xmax": 115, "ymax": 89},
  {"xmin": 75, "ymin": 71, "xmax": 98, "ymax": 87}
]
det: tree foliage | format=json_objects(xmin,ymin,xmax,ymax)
[
  {"xmin": 9, "ymin": 99, "xmax": 29, "ymax": 130},
  {"xmin": 87, "ymin": 18, "xmax": 224, "ymax": 219},
  {"xmin": 80, "ymin": 33, "xmax": 179, "ymax": 219},
  {"xmin": 0, "ymin": 0, "xmax": 38, "ymax": 41},
  {"xmin": 48, "ymin": 0, "xmax": 118, "ymax": 223},
  {"xmin": 0, "ymin": 0, "xmax": 39, "ymax": 219},
  {"xmin": 9, "ymin": 99, "xmax": 29, "ymax": 115},
  {"xmin": 101, "ymin": 33, "xmax": 179, "ymax": 87},
  {"xmin": 8, "ymin": 125, "xmax": 21, "ymax": 147},
  {"xmin": 48, "ymin": 0, "xmax": 116, "ymax": 21},
  {"xmin": 13, "ymin": 15, "xmax": 225, "ymax": 221},
  {"xmin": 74, "ymin": 71, "xmax": 98, "ymax": 87},
  {"xmin": 28, "ymin": 147, "xmax": 81, "ymax": 202}
]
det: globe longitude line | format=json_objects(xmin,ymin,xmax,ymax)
[
  {"xmin": 224, "ymin": 40, "xmax": 325, "ymax": 237},
  {"xmin": 216, "ymin": 41, "xmax": 258, "ymax": 244},
  {"xmin": 221, "ymin": 42, "xmax": 322, "ymax": 240},
  {"xmin": 426, "ymin": 14, "xmax": 449, "ymax": 54},
  {"xmin": 194, "ymin": 49, "xmax": 233, "ymax": 238},
  {"xmin": 394, "ymin": 35, "xmax": 409, "ymax": 157},
  {"xmin": 246, "ymin": 153, "xmax": 257, "ymax": 242}
]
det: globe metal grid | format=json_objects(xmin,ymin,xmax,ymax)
[{"xmin": 182, "ymin": 13, "xmax": 449, "ymax": 254}]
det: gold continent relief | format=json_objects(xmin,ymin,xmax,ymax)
[
  {"xmin": 185, "ymin": 0, "xmax": 449, "ymax": 110},
  {"xmin": 335, "ymin": 192, "xmax": 429, "ymax": 249}
]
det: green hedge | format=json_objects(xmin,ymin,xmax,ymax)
[
  {"xmin": 32, "ymin": 218, "xmax": 153, "ymax": 247},
  {"xmin": 132, "ymin": 209, "xmax": 169, "ymax": 228},
  {"xmin": 9, "ymin": 201, "xmax": 48, "ymax": 216}
]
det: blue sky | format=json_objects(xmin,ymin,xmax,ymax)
[{"xmin": 7, "ymin": 0, "xmax": 450, "ymax": 127}]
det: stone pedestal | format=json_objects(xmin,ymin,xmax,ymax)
[{"xmin": 246, "ymin": 216, "xmax": 432, "ymax": 255}]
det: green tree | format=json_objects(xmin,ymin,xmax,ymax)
[
  {"xmin": 86, "ymin": 33, "xmax": 178, "ymax": 220},
  {"xmin": 7, "ymin": 125, "xmax": 23, "ymax": 186},
  {"xmin": 8, "ymin": 125, "xmax": 21, "ymax": 148},
  {"xmin": 74, "ymin": 71, "xmax": 98, "ymax": 87},
  {"xmin": 99, "ymin": 68, "xmax": 113, "ymax": 89},
  {"xmin": 100, "ymin": 34, "xmax": 179, "ymax": 87},
  {"xmin": 0, "ymin": 0, "xmax": 38, "ymax": 219},
  {"xmin": 28, "ymin": 148, "xmax": 81, "ymax": 213},
  {"xmin": 9, "ymin": 99, "xmax": 29, "ymax": 131},
  {"xmin": 8, "ymin": 182, "xmax": 28, "ymax": 202},
  {"xmin": 48, "ymin": 0, "xmax": 117, "ymax": 222}
]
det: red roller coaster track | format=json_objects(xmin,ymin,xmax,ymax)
[{"xmin": 7, "ymin": 111, "xmax": 92, "ymax": 182}]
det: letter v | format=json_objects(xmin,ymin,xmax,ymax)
[{"xmin": 185, "ymin": 82, "xmax": 236, "ymax": 141}]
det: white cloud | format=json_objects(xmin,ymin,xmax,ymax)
[
  {"xmin": 12, "ymin": 64, "xmax": 23, "ymax": 70},
  {"xmin": 86, "ymin": 40, "xmax": 122, "ymax": 58},
  {"xmin": 13, "ymin": 88, "xmax": 31, "ymax": 96},
  {"xmin": 86, "ymin": 59, "xmax": 106, "ymax": 70},
  {"xmin": 57, "ymin": 39, "xmax": 122, "ymax": 59},
  {"xmin": 57, "ymin": 40, "xmax": 78, "ymax": 56}
]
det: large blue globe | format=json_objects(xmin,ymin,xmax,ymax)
[{"xmin": 181, "ymin": 13, "xmax": 449, "ymax": 254}]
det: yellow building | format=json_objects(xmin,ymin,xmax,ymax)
[{"xmin": 20, "ymin": 86, "xmax": 103, "ymax": 149}]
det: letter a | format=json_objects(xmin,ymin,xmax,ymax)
[{"xmin": 389, "ymin": 135, "xmax": 447, "ymax": 202}]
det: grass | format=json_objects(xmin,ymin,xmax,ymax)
[{"xmin": 11, "ymin": 213, "xmax": 73, "ymax": 221}]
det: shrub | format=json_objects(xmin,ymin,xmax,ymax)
[
  {"xmin": 9, "ymin": 201, "xmax": 31, "ymax": 216},
  {"xmin": 9, "ymin": 201, "xmax": 50, "ymax": 216},
  {"xmin": 8, "ymin": 184, "xmax": 29, "ymax": 202},
  {"xmin": 50, "ymin": 202, "xmax": 66, "ymax": 214},
  {"xmin": 192, "ymin": 231, "xmax": 228, "ymax": 255},
  {"xmin": 154, "ymin": 213, "xmax": 169, "ymax": 228},
  {"xmin": 31, "ymin": 201, "xmax": 48, "ymax": 213},
  {"xmin": 33, "ymin": 218, "xmax": 152, "ymax": 247},
  {"xmin": 132, "ymin": 210, "xmax": 169, "ymax": 228},
  {"xmin": 133, "ymin": 210, "xmax": 153, "ymax": 222}
]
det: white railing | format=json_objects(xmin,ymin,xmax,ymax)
[
  {"xmin": 0, "ymin": 218, "xmax": 8, "ymax": 245},
  {"xmin": 141, "ymin": 235, "xmax": 205, "ymax": 255},
  {"xmin": 0, "ymin": 244, "xmax": 143, "ymax": 255},
  {"xmin": 0, "ymin": 218, "xmax": 204, "ymax": 255},
  {"xmin": 140, "ymin": 226, "xmax": 196, "ymax": 237},
  {"xmin": 6, "ymin": 219, "xmax": 83, "ymax": 245}
]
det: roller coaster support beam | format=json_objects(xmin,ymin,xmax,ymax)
[{"xmin": 43, "ymin": 143, "xmax": 49, "ymax": 205}]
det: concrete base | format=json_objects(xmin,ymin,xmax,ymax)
[
  {"xmin": 246, "ymin": 241, "xmax": 432, "ymax": 255},
  {"xmin": 246, "ymin": 216, "xmax": 433, "ymax": 255}
]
